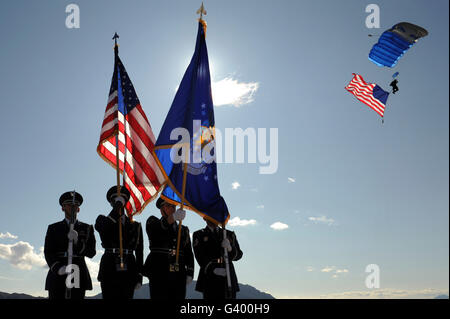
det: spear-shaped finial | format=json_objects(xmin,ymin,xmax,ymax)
[
  {"xmin": 113, "ymin": 32, "xmax": 119, "ymax": 46},
  {"xmin": 196, "ymin": 3, "xmax": 207, "ymax": 36},
  {"xmin": 196, "ymin": 2, "xmax": 206, "ymax": 20},
  {"xmin": 113, "ymin": 32, "xmax": 119, "ymax": 56}
]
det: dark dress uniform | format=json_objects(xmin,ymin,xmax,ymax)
[
  {"xmin": 193, "ymin": 227, "xmax": 243, "ymax": 299},
  {"xmin": 143, "ymin": 215, "xmax": 194, "ymax": 299},
  {"xmin": 95, "ymin": 186, "xmax": 144, "ymax": 299},
  {"xmin": 44, "ymin": 219, "xmax": 96, "ymax": 299}
]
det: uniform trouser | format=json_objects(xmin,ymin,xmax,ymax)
[
  {"xmin": 203, "ymin": 288, "xmax": 236, "ymax": 300},
  {"xmin": 202, "ymin": 275, "xmax": 236, "ymax": 300},
  {"xmin": 48, "ymin": 287, "xmax": 86, "ymax": 300},
  {"xmin": 101, "ymin": 281, "xmax": 135, "ymax": 299},
  {"xmin": 149, "ymin": 273, "xmax": 186, "ymax": 300}
]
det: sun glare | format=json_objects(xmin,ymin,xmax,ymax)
[{"xmin": 212, "ymin": 77, "xmax": 259, "ymax": 107}]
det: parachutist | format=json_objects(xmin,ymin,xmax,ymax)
[{"xmin": 390, "ymin": 79, "xmax": 399, "ymax": 94}]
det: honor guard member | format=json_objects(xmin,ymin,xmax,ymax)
[
  {"xmin": 95, "ymin": 186, "xmax": 144, "ymax": 299},
  {"xmin": 44, "ymin": 191, "xmax": 96, "ymax": 299},
  {"xmin": 193, "ymin": 218, "xmax": 243, "ymax": 299},
  {"xmin": 143, "ymin": 197, "xmax": 194, "ymax": 299}
]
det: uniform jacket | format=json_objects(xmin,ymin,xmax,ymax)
[
  {"xmin": 143, "ymin": 216, "xmax": 194, "ymax": 279},
  {"xmin": 95, "ymin": 208, "xmax": 144, "ymax": 286},
  {"xmin": 44, "ymin": 219, "xmax": 96, "ymax": 291},
  {"xmin": 193, "ymin": 227, "xmax": 243, "ymax": 293}
]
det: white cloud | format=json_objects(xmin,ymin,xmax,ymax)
[
  {"xmin": 320, "ymin": 266, "xmax": 349, "ymax": 278},
  {"xmin": 275, "ymin": 288, "xmax": 449, "ymax": 299},
  {"xmin": 228, "ymin": 217, "xmax": 257, "ymax": 227},
  {"xmin": 0, "ymin": 241, "xmax": 46, "ymax": 270},
  {"xmin": 212, "ymin": 77, "xmax": 259, "ymax": 107},
  {"xmin": 336, "ymin": 269, "xmax": 349, "ymax": 274},
  {"xmin": 306, "ymin": 266, "xmax": 314, "ymax": 272},
  {"xmin": 321, "ymin": 266, "xmax": 336, "ymax": 273},
  {"xmin": 308, "ymin": 216, "xmax": 335, "ymax": 225},
  {"xmin": 231, "ymin": 182, "xmax": 241, "ymax": 190},
  {"xmin": 317, "ymin": 288, "xmax": 449, "ymax": 299},
  {"xmin": 256, "ymin": 205, "xmax": 264, "ymax": 209},
  {"xmin": 0, "ymin": 232, "xmax": 18, "ymax": 240},
  {"xmin": 270, "ymin": 222, "xmax": 289, "ymax": 231},
  {"xmin": 287, "ymin": 177, "xmax": 296, "ymax": 183}
]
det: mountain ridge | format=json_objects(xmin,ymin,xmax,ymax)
[{"xmin": 0, "ymin": 281, "xmax": 275, "ymax": 299}]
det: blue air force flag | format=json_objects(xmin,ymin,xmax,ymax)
[{"xmin": 152, "ymin": 20, "xmax": 230, "ymax": 225}]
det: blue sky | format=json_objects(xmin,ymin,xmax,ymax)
[{"xmin": 0, "ymin": 0, "xmax": 448, "ymax": 298}]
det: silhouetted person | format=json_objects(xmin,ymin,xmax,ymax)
[
  {"xmin": 44, "ymin": 191, "xmax": 96, "ymax": 299},
  {"xmin": 390, "ymin": 79, "xmax": 399, "ymax": 94},
  {"xmin": 142, "ymin": 197, "xmax": 194, "ymax": 299},
  {"xmin": 193, "ymin": 217, "xmax": 243, "ymax": 299},
  {"xmin": 95, "ymin": 186, "xmax": 144, "ymax": 299}
]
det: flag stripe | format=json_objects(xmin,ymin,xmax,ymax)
[
  {"xmin": 124, "ymin": 109, "xmax": 165, "ymax": 182},
  {"xmin": 347, "ymin": 87, "xmax": 385, "ymax": 115},
  {"xmin": 345, "ymin": 74, "xmax": 387, "ymax": 117},
  {"xmin": 97, "ymin": 56, "xmax": 163, "ymax": 216},
  {"xmin": 119, "ymin": 112, "xmax": 159, "ymax": 185},
  {"xmin": 348, "ymin": 88, "xmax": 385, "ymax": 115}
]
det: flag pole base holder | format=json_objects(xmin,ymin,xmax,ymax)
[
  {"xmin": 116, "ymin": 262, "xmax": 127, "ymax": 271},
  {"xmin": 169, "ymin": 264, "xmax": 180, "ymax": 272}
]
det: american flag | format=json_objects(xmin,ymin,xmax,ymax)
[
  {"xmin": 97, "ymin": 52, "xmax": 164, "ymax": 216},
  {"xmin": 345, "ymin": 73, "xmax": 389, "ymax": 118}
]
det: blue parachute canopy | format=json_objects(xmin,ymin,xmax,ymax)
[{"xmin": 369, "ymin": 22, "xmax": 428, "ymax": 67}]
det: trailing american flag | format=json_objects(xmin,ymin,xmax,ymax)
[
  {"xmin": 345, "ymin": 73, "xmax": 389, "ymax": 118},
  {"xmin": 97, "ymin": 43, "xmax": 164, "ymax": 216}
]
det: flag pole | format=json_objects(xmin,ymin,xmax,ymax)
[
  {"xmin": 173, "ymin": 4, "xmax": 207, "ymax": 270},
  {"xmin": 195, "ymin": 3, "xmax": 233, "ymax": 296},
  {"xmin": 222, "ymin": 222, "xmax": 233, "ymax": 298},
  {"xmin": 113, "ymin": 32, "xmax": 125, "ymax": 270},
  {"xmin": 115, "ymin": 136, "xmax": 125, "ymax": 270},
  {"xmin": 173, "ymin": 143, "xmax": 189, "ymax": 271}
]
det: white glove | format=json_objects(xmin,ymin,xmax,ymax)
[
  {"xmin": 134, "ymin": 283, "xmax": 142, "ymax": 290},
  {"xmin": 57, "ymin": 266, "xmax": 67, "ymax": 276},
  {"xmin": 186, "ymin": 276, "xmax": 193, "ymax": 285},
  {"xmin": 221, "ymin": 238, "xmax": 232, "ymax": 252},
  {"xmin": 213, "ymin": 268, "xmax": 227, "ymax": 277},
  {"xmin": 173, "ymin": 209, "xmax": 186, "ymax": 222},
  {"xmin": 115, "ymin": 196, "xmax": 126, "ymax": 206},
  {"xmin": 67, "ymin": 230, "xmax": 78, "ymax": 244}
]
